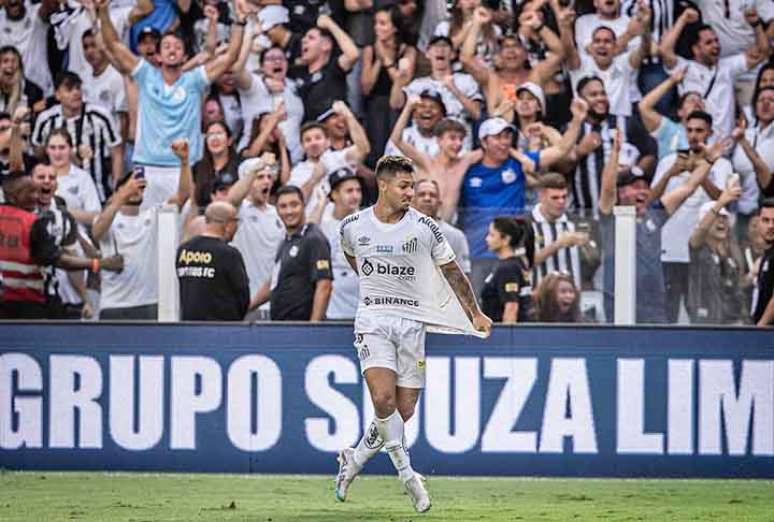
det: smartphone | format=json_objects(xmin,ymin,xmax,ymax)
[{"xmin": 133, "ymin": 165, "xmax": 145, "ymax": 179}]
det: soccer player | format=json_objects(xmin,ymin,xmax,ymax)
[{"xmin": 336, "ymin": 155, "xmax": 492, "ymax": 512}]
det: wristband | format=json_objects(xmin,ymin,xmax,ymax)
[
  {"xmin": 91, "ymin": 258, "xmax": 100, "ymax": 273},
  {"xmin": 233, "ymin": 19, "xmax": 247, "ymax": 27}
]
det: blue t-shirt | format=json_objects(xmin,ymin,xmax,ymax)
[
  {"xmin": 132, "ymin": 61, "xmax": 210, "ymax": 167},
  {"xmin": 653, "ymin": 117, "xmax": 688, "ymax": 159},
  {"xmin": 459, "ymin": 154, "xmax": 538, "ymax": 258},
  {"xmin": 129, "ymin": 0, "xmax": 177, "ymax": 51},
  {"xmin": 600, "ymin": 204, "xmax": 669, "ymax": 324}
]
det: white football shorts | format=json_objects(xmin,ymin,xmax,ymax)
[{"xmin": 353, "ymin": 314, "xmax": 427, "ymax": 388}]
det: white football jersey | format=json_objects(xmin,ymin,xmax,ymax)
[{"xmin": 340, "ymin": 207, "xmax": 458, "ymax": 327}]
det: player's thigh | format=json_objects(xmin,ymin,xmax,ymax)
[{"xmin": 395, "ymin": 318, "xmax": 427, "ymax": 390}]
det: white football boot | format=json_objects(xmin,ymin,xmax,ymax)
[
  {"xmin": 334, "ymin": 448, "xmax": 361, "ymax": 502},
  {"xmin": 403, "ymin": 473, "xmax": 431, "ymax": 513}
]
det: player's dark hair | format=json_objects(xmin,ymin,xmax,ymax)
[
  {"xmin": 538, "ymin": 173, "xmax": 568, "ymax": 191},
  {"xmin": 433, "ymin": 118, "xmax": 466, "ymax": 138},
  {"xmin": 686, "ymin": 110, "xmax": 713, "ymax": 128},
  {"xmin": 275, "ymin": 184, "xmax": 305, "ymax": 204},
  {"xmin": 300, "ymin": 121, "xmax": 328, "ymax": 140},
  {"xmin": 375, "ymin": 155, "xmax": 414, "ymax": 180}
]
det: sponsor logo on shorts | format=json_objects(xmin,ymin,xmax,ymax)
[{"xmin": 362, "ymin": 296, "xmax": 419, "ymax": 307}]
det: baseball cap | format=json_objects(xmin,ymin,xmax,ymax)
[
  {"xmin": 138, "ymin": 27, "xmax": 161, "ymax": 42},
  {"xmin": 238, "ymin": 157, "xmax": 266, "ymax": 178},
  {"xmin": 478, "ymin": 117, "xmax": 516, "ymax": 140},
  {"xmin": 258, "ymin": 5, "xmax": 289, "ymax": 32},
  {"xmin": 428, "ymin": 35, "xmax": 453, "ymax": 48},
  {"xmin": 516, "ymin": 82, "xmax": 545, "ymax": 111},
  {"xmin": 616, "ymin": 168, "xmax": 647, "ymax": 188},
  {"xmin": 328, "ymin": 167, "xmax": 363, "ymax": 201},
  {"xmin": 698, "ymin": 200, "xmax": 730, "ymax": 221},
  {"xmin": 418, "ymin": 89, "xmax": 447, "ymax": 115},
  {"xmin": 212, "ymin": 172, "xmax": 237, "ymax": 192}
]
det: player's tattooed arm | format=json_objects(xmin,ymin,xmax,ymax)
[
  {"xmin": 441, "ymin": 260, "xmax": 494, "ymax": 336},
  {"xmin": 345, "ymin": 253, "xmax": 359, "ymax": 274}
]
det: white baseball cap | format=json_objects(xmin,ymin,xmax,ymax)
[
  {"xmin": 478, "ymin": 117, "xmax": 516, "ymax": 140},
  {"xmin": 516, "ymin": 82, "xmax": 545, "ymax": 111},
  {"xmin": 238, "ymin": 157, "xmax": 265, "ymax": 179},
  {"xmin": 258, "ymin": 5, "xmax": 289, "ymax": 32}
]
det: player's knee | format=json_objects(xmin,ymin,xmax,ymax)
[
  {"xmin": 372, "ymin": 392, "xmax": 397, "ymax": 417},
  {"xmin": 397, "ymin": 403, "xmax": 415, "ymax": 421}
]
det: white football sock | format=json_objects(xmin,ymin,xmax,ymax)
[
  {"xmin": 353, "ymin": 419, "xmax": 383, "ymax": 468},
  {"xmin": 376, "ymin": 410, "xmax": 414, "ymax": 482}
]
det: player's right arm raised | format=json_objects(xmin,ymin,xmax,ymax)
[{"xmin": 440, "ymin": 260, "xmax": 493, "ymax": 336}]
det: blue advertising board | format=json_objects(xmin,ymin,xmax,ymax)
[{"xmin": 1, "ymin": 323, "xmax": 773, "ymax": 478}]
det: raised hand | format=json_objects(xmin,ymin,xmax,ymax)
[
  {"xmin": 681, "ymin": 8, "xmax": 700, "ymax": 24},
  {"xmin": 570, "ymin": 98, "xmax": 588, "ymax": 121},
  {"xmin": 671, "ymin": 66, "xmax": 688, "ymax": 84},
  {"xmin": 170, "ymin": 138, "xmax": 190, "ymax": 161}
]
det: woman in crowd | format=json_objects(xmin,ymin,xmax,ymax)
[
  {"xmin": 361, "ymin": 5, "xmax": 417, "ymax": 167},
  {"xmin": 46, "ymin": 129, "xmax": 101, "ymax": 226},
  {"xmin": 192, "ymin": 120, "xmax": 239, "ymax": 209},
  {"xmin": 480, "ymin": 216, "xmax": 534, "ymax": 323},
  {"xmin": 687, "ymin": 182, "xmax": 747, "ymax": 324},
  {"xmin": 531, "ymin": 271, "xmax": 582, "ymax": 322},
  {"xmin": 239, "ymin": 105, "xmax": 290, "ymax": 190},
  {"xmin": 435, "ymin": 0, "xmax": 500, "ymax": 66}
]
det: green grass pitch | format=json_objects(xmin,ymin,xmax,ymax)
[{"xmin": 1, "ymin": 472, "xmax": 773, "ymax": 521}]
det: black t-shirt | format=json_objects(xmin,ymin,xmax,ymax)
[
  {"xmin": 270, "ymin": 223, "xmax": 333, "ymax": 320},
  {"xmin": 752, "ymin": 245, "xmax": 774, "ymax": 324},
  {"xmin": 176, "ymin": 235, "xmax": 250, "ymax": 321},
  {"xmin": 480, "ymin": 256, "xmax": 532, "ymax": 323},
  {"xmin": 289, "ymin": 58, "xmax": 348, "ymax": 121}
]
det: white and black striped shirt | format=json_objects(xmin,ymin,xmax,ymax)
[
  {"xmin": 572, "ymin": 115, "xmax": 619, "ymax": 218},
  {"xmin": 530, "ymin": 205, "xmax": 581, "ymax": 290},
  {"xmin": 623, "ymin": 0, "xmax": 675, "ymax": 53},
  {"xmin": 32, "ymin": 102, "xmax": 121, "ymax": 203}
]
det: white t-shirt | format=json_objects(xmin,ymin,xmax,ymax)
[
  {"xmin": 238, "ymin": 73, "xmax": 304, "ymax": 163},
  {"xmin": 384, "ymin": 126, "xmax": 440, "ymax": 158},
  {"xmin": 570, "ymin": 53, "xmax": 638, "ymax": 117},
  {"xmin": 732, "ymin": 121, "xmax": 774, "ymax": 215},
  {"xmin": 321, "ymin": 214, "xmax": 359, "ymax": 319},
  {"xmin": 652, "ymin": 152, "xmax": 733, "ymax": 263},
  {"xmin": 340, "ymin": 207, "xmax": 466, "ymax": 327},
  {"xmin": 55, "ymin": 165, "xmax": 101, "ymax": 215},
  {"xmin": 0, "ymin": 2, "xmax": 52, "ymax": 94},
  {"xmin": 669, "ymin": 55, "xmax": 749, "ymax": 139},
  {"xmin": 574, "ymin": 13, "xmax": 640, "ymax": 56},
  {"xmin": 696, "ymin": 0, "xmax": 774, "ymax": 57},
  {"xmin": 97, "ymin": 207, "xmax": 161, "ymax": 310},
  {"xmin": 81, "ymin": 64, "xmax": 128, "ymax": 119},
  {"xmin": 230, "ymin": 200, "xmax": 285, "ymax": 296},
  {"xmin": 288, "ymin": 149, "xmax": 352, "ymax": 214}
]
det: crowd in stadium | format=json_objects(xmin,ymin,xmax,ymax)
[{"xmin": 0, "ymin": 0, "xmax": 773, "ymax": 326}]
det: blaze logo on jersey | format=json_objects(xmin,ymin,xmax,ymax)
[
  {"xmin": 360, "ymin": 259, "xmax": 416, "ymax": 280},
  {"xmin": 402, "ymin": 236, "xmax": 418, "ymax": 254},
  {"xmin": 361, "ymin": 259, "xmax": 374, "ymax": 276}
]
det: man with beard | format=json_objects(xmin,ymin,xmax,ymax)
[
  {"xmin": 660, "ymin": 7, "xmax": 770, "ymax": 138},
  {"xmin": 176, "ymin": 201, "xmax": 249, "ymax": 321},
  {"xmin": 752, "ymin": 198, "xmax": 774, "ymax": 326},
  {"xmin": 0, "ymin": 170, "xmax": 122, "ymax": 318},
  {"xmin": 234, "ymin": 42, "xmax": 304, "ymax": 163},
  {"xmin": 96, "ymin": 0, "xmax": 248, "ymax": 209},
  {"xmin": 599, "ymin": 128, "xmax": 725, "ymax": 324},
  {"xmin": 384, "ymin": 89, "xmax": 446, "ymax": 159},
  {"xmin": 249, "ymin": 185, "xmax": 333, "ymax": 321},
  {"xmin": 568, "ymin": 75, "xmax": 657, "ymax": 217},
  {"xmin": 651, "ymin": 110, "xmax": 732, "ymax": 323},
  {"xmin": 288, "ymin": 14, "xmax": 360, "ymax": 121},
  {"xmin": 91, "ymin": 139, "xmax": 192, "ymax": 320}
]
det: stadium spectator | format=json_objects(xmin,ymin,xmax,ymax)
[
  {"xmin": 92, "ymin": 139, "xmax": 192, "ymax": 320},
  {"xmin": 361, "ymin": 5, "xmax": 417, "ymax": 167},
  {"xmin": 530, "ymin": 173, "xmax": 588, "ymax": 290},
  {"xmin": 510, "ymin": 83, "xmax": 561, "ymax": 153},
  {"xmin": 480, "ymin": 216, "xmax": 534, "ymax": 323},
  {"xmin": 257, "ymin": 5, "xmax": 302, "ymax": 64},
  {"xmin": 96, "ymin": 0, "xmax": 247, "ymax": 209},
  {"xmin": 384, "ymin": 89, "xmax": 445, "ymax": 158},
  {"xmin": 638, "ymin": 67, "xmax": 705, "ymax": 159},
  {"xmin": 0, "ymin": 0, "xmax": 57, "ymax": 96},
  {"xmin": 568, "ymin": 75, "xmax": 657, "ymax": 217},
  {"xmin": 743, "ymin": 213, "xmax": 769, "ymax": 302},
  {"xmin": 390, "ymin": 95, "xmax": 481, "ymax": 222},
  {"xmin": 210, "ymin": 70, "xmax": 244, "ymax": 145},
  {"xmin": 695, "ymin": 0, "xmax": 774, "ymax": 59},
  {"xmin": 651, "ymin": 110, "xmax": 732, "ymax": 323},
  {"xmin": 318, "ymin": 167, "xmax": 363, "ymax": 320},
  {"xmin": 688, "ymin": 186, "xmax": 746, "ymax": 324},
  {"xmin": 435, "ymin": 1, "xmax": 500, "ymax": 63},
  {"xmin": 598, "ymin": 129, "xmax": 723, "ymax": 324},
  {"xmin": 659, "ymin": 7, "xmax": 770, "ymax": 138},
  {"xmin": 0, "ymin": 170, "xmax": 122, "ymax": 319},
  {"xmin": 233, "ymin": 41, "xmax": 304, "ymax": 163},
  {"xmin": 46, "ymin": 129, "xmax": 102, "ymax": 227},
  {"xmin": 751, "ymin": 198, "xmax": 774, "ymax": 326},
  {"xmin": 0, "ymin": 46, "xmax": 45, "ymax": 116},
  {"xmin": 459, "ymin": 99, "xmax": 587, "ymax": 292},
  {"xmin": 288, "ymin": 15, "xmax": 360, "ymax": 121},
  {"xmin": 193, "ymin": 120, "xmax": 240, "ymax": 210},
  {"xmin": 289, "ymin": 103, "xmax": 369, "ymax": 216},
  {"xmin": 177, "ymin": 201, "xmax": 249, "ymax": 321},
  {"xmin": 574, "ymin": 0, "xmax": 642, "ymax": 57},
  {"xmin": 32, "ymin": 73, "xmax": 123, "ymax": 205},
  {"xmin": 249, "ymin": 185, "xmax": 333, "ymax": 321},
  {"xmin": 412, "ymin": 178, "xmax": 472, "ymax": 277},
  {"xmin": 531, "ymin": 271, "xmax": 583, "ymax": 323}
]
